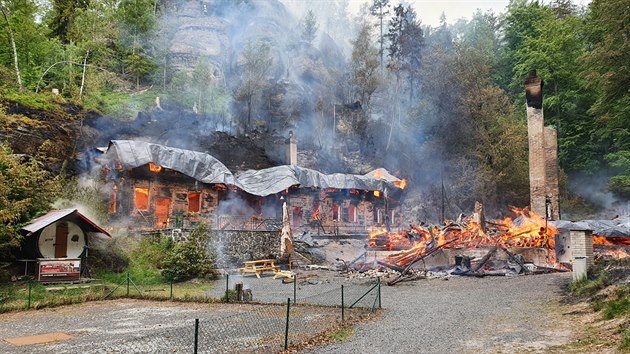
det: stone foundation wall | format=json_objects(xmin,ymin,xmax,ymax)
[{"xmin": 210, "ymin": 230, "xmax": 281, "ymax": 268}]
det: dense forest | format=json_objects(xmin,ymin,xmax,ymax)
[{"xmin": 0, "ymin": 0, "xmax": 628, "ymax": 243}]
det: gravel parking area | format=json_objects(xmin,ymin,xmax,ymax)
[
  {"xmin": 307, "ymin": 273, "xmax": 574, "ymax": 353},
  {"xmin": 0, "ymin": 273, "xmax": 574, "ymax": 353},
  {"xmin": 0, "ymin": 299, "xmax": 345, "ymax": 353}
]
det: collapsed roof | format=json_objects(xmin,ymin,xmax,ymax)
[{"xmin": 107, "ymin": 140, "xmax": 405, "ymax": 197}]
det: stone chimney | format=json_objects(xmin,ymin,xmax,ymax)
[
  {"xmin": 544, "ymin": 127, "xmax": 560, "ymax": 220},
  {"xmin": 524, "ymin": 70, "xmax": 560, "ymax": 220},
  {"xmin": 285, "ymin": 131, "xmax": 297, "ymax": 165}
]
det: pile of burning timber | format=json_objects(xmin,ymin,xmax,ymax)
[{"xmin": 358, "ymin": 206, "xmax": 569, "ymax": 285}]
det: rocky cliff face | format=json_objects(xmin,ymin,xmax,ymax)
[{"xmin": 166, "ymin": 0, "xmax": 344, "ymax": 98}]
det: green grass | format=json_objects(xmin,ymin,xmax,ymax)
[
  {"xmin": 569, "ymin": 271, "xmax": 610, "ymax": 297},
  {"xmin": 602, "ymin": 293, "xmax": 630, "ymax": 320},
  {"xmin": 0, "ymin": 282, "xmax": 106, "ymax": 312},
  {"xmin": 0, "ymin": 278, "xmax": 216, "ymax": 314},
  {"xmin": 329, "ymin": 326, "xmax": 355, "ymax": 342},
  {"xmin": 82, "ymin": 89, "xmax": 160, "ymax": 119},
  {"xmin": 3, "ymin": 90, "xmax": 65, "ymax": 112}
]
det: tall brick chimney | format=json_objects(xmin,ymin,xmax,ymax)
[
  {"xmin": 544, "ymin": 126, "xmax": 560, "ymax": 220},
  {"xmin": 524, "ymin": 70, "xmax": 560, "ymax": 220},
  {"xmin": 285, "ymin": 131, "xmax": 297, "ymax": 165}
]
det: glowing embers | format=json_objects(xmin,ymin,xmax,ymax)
[
  {"xmin": 149, "ymin": 162, "xmax": 162, "ymax": 172},
  {"xmin": 134, "ymin": 187, "xmax": 149, "ymax": 210},
  {"xmin": 593, "ymin": 236, "xmax": 630, "ymax": 260}
]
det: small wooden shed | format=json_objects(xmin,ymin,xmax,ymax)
[{"xmin": 19, "ymin": 209, "xmax": 111, "ymax": 282}]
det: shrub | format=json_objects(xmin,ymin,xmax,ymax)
[
  {"xmin": 162, "ymin": 223, "xmax": 215, "ymax": 282},
  {"xmin": 621, "ymin": 327, "xmax": 630, "ymax": 351}
]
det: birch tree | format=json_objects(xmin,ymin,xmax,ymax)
[{"xmin": 0, "ymin": 1, "xmax": 22, "ymax": 90}]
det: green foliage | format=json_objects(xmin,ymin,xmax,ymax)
[
  {"xmin": 221, "ymin": 288, "xmax": 237, "ymax": 302},
  {"xmin": 0, "ymin": 145, "xmax": 60, "ymax": 276},
  {"xmin": 606, "ymin": 152, "xmax": 630, "ymax": 198},
  {"xmin": 301, "ymin": 9, "xmax": 318, "ymax": 44},
  {"xmin": 162, "ymin": 223, "xmax": 215, "ymax": 282},
  {"xmin": 46, "ymin": 0, "xmax": 89, "ymax": 43},
  {"xmin": 82, "ymin": 89, "xmax": 157, "ymax": 118},
  {"xmin": 350, "ymin": 21, "xmax": 380, "ymax": 106},
  {"xmin": 166, "ymin": 57, "xmax": 231, "ymax": 116},
  {"xmin": 236, "ymin": 40, "xmax": 273, "ymax": 128},
  {"xmin": 621, "ymin": 327, "xmax": 630, "ymax": 351}
]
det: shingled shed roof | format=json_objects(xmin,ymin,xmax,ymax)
[
  {"xmin": 107, "ymin": 140, "xmax": 404, "ymax": 197},
  {"xmin": 20, "ymin": 209, "xmax": 111, "ymax": 237}
]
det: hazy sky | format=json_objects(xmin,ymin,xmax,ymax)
[{"xmin": 346, "ymin": 0, "xmax": 591, "ymax": 26}]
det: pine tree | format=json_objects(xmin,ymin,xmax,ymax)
[{"xmin": 301, "ymin": 9, "xmax": 318, "ymax": 45}]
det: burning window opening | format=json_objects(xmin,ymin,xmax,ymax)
[
  {"xmin": 109, "ymin": 185, "xmax": 117, "ymax": 214},
  {"xmin": 134, "ymin": 187, "xmax": 149, "ymax": 210},
  {"xmin": 332, "ymin": 205, "xmax": 340, "ymax": 221},
  {"xmin": 188, "ymin": 192, "xmax": 201, "ymax": 213}
]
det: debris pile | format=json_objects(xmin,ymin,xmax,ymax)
[{"xmin": 344, "ymin": 207, "xmax": 569, "ymax": 285}]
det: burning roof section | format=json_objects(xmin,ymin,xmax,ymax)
[{"xmin": 107, "ymin": 140, "xmax": 405, "ymax": 197}]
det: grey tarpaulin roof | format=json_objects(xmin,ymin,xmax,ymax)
[
  {"xmin": 108, "ymin": 140, "xmax": 237, "ymax": 185},
  {"xmin": 107, "ymin": 141, "xmax": 403, "ymax": 197},
  {"xmin": 236, "ymin": 166, "xmax": 398, "ymax": 197},
  {"xmin": 551, "ymin": 217, "xmax": 630, "ymax": 238}
]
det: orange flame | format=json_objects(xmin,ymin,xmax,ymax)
[
  {"xmin": 373, "ymin": 170, "xmax": 386, "ymax": 179},
  {"xmin": 369, "ymin": 207, "xmax": 558, "ymax": 268},
  {"xmin": 374, "ymin": 191, "xmax": 381, "ymax": 197},
  {"xmin": 593, "ymin": 235, "xmax": 630, "ymax": 246},
  {"xmin": 393, "ymin": 179, "xmax": 407, "ymax": 189},
  {"xmin": 149, "ymin": 162, "xmax": 162, "ymax": 172}
]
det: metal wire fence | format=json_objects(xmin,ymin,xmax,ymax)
[{"xmin": 96, "ymin": 273, "xmax": 381, "ymax": 353}]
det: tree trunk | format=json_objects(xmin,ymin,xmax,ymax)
[
  {"xmin": 248, "ymin": 97, "xmax": 253, "ymax": 128},
  {"xmin": 79, "ymin": 50, "xmax": 90, "ymax": 99},
  {"xmin": 0, "ymin": 4, "xmax": 23, "ymax": 91}
]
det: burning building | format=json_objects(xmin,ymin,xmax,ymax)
[{"xmin": 102, "ymin": 140, "xmax": 406, "ymax": 235}]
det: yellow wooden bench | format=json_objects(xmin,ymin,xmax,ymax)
[{"xmin": 238, "ymin": 259, "xmax": 280, "ymax": 278}]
